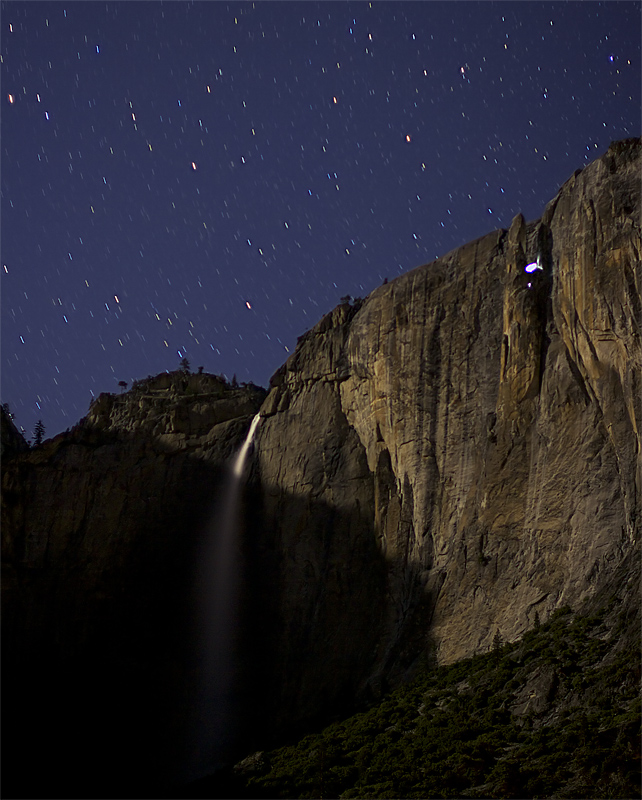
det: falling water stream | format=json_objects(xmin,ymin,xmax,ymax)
[
  {"xmin": 187, "ymin": 413, "xmax": 261, "ymax": 783},
  {"xmin": 232, "ymin": 414, "xmax": 262, "ymax": 478}
]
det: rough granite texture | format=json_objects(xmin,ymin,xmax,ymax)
[
  {"xmin": 2, "ymin": 140, "xmax": 640, "ymax": 790},
  {"xmin": 254, "ymin": 137, "xmax": 640, "ymax": 726}
]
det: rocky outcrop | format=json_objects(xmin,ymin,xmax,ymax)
[
  {"xmin": 84, "ymin": 370, "xmax": 266, "ymax": 440},
  {"xmin": 254, "ymin": 138, "xmax": 640, "ymax": 720}
]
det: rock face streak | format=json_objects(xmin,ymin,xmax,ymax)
[{"xmin": 255, "ymin": 139, "xmax": 640, "ymax": 725}]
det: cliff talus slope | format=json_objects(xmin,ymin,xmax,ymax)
[{"xmin": 256, "ymin": 138, "xmax": 640, "ymax": 697}]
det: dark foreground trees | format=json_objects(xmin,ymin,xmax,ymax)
[{"xmin": 32, "ymin": 419, "xmax": 46, "ymax": 446}]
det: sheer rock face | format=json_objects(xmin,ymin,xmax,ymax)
[
  {"xmin": 255, "ymin": 138, "xmax": 641, "ymax": 703},
  {"xmin": 1, "ymin": 142, "xmax": 640, "ymax": 768}
]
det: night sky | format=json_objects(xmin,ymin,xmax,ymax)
[{"xmin": 2, "ymin": 2, "xmax": 640, "ymax": 440}]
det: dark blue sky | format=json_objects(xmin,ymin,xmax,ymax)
[{"xmin": 2, "ymin": 1, "xmax": 640, "ymax": 439}]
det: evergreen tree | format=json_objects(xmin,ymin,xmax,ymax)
[
  {"xmin": 33, "ymin": 419, "xmax": 46, "ymax": 446},
  {"xmin": 492, "ymin": 630, "xmax": 503, "ymax": 661},
  {"xmin": 180, "ymin": 357, "xmax": 191, "ymax": 373}
]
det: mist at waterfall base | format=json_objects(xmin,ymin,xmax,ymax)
[{"xmin": 185, "ymin": 414, "xmax": 262, "ymax": 784}]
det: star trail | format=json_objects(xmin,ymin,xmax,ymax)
[{"xmin": 2, "ymin": 1, "xmax": 640, "ymax": 438}]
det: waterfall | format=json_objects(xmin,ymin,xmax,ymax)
[
  {"xmin": 232, "ymin": 413, "xmax": 262, "ymax": 478},
  {"xmin": 187, "ymin": 413, "xmax": 261, "ymax": 783}
]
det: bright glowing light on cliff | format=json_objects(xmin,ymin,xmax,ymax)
[{"xmin": 525, "ymin": 256, "xmax": 543, "ymax": 273}]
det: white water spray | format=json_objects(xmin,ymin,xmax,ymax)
[{"xmin": 187, "ymin": 413, "xmax": 261, "ymax": 782}]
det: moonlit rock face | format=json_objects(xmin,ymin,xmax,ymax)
[{"xmin": 255, "ymin": 138, "xmax": 641, "ymax": 678}]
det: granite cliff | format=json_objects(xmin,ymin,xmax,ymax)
[
  {"xmin": 254, "ymin": 137, "xmax": 640, "ymax": 730},
  {"xmin": 2, "ymin": 139, "xmax": 640, "ymax": 796}
]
